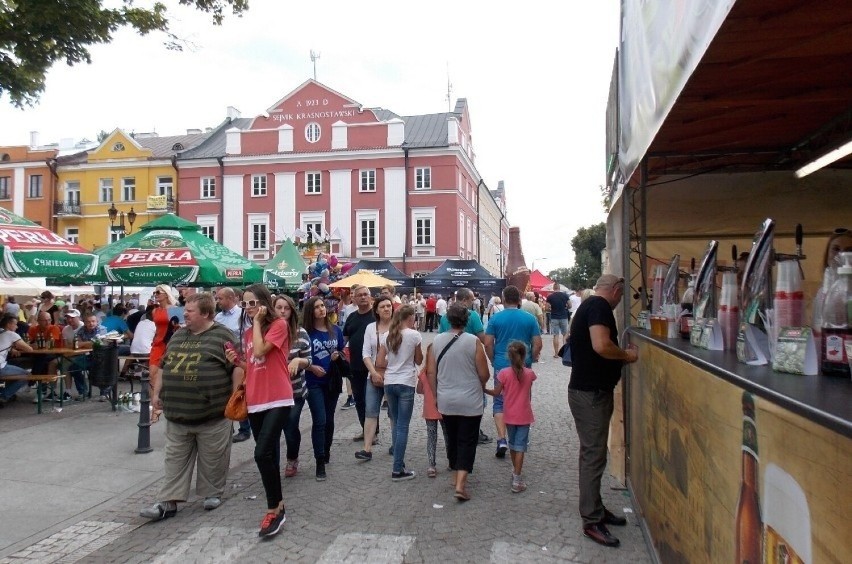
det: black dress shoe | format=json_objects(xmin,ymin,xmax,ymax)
[
  {"xmin": 232, "ymin": 431, "xmax": 251, "ymax": 443},
  {"xmin": 603, "ymin": 509, "xmax": 627, "ymax": 526},
  {"xmin": 583, "ymin": 523, "xmax": 620, "ymax": 547}
]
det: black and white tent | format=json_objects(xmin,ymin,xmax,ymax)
[{"xmin": 418, "ymin": 259, "xmax": 505, "ymax": 297}]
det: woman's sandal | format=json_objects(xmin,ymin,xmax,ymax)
[
  {"xmin": 454, "ymin": 489, "xmax": 470, "ymax": 502},
  {"xmin": 427, "ymin": 467, "xmax": 437, "ymax": 478}
]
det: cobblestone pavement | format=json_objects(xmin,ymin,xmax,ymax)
[{"xmin": 1, "ymin": 333, "xmax": 653, "ymax": 563}]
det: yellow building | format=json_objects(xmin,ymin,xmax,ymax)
[{"xmin": 54, "ymin": 129, "xmax": 207, "ymax": 250}]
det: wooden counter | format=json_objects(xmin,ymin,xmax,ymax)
[{"xmin": 624, "ymin": 328, "xmax": 851, "ymax": 563}]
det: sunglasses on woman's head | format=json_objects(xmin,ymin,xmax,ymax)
[
  {"xmin": 834, "ymin": 228, "xmax": 850, "ymax": 235},
  {"xmin": 240, "ymin": 300, "xmax": 259, "ymax": 308}
]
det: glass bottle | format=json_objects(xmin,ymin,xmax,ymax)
[
  {"xmin": 735, "ymin": 391, "xmax": 762, "ymax": 564},
  {"xmin": 821, "ymin": 252, "xmax": 852, "ymax": 377}
]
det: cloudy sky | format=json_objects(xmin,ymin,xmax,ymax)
[{"xmin": 0, "ymin": 0, "xmax": 619, "ymax": 275}]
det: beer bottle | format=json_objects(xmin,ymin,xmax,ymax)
[{"xmin": 735, "ymin": 391, "xmax": 763, "ymax": 563}]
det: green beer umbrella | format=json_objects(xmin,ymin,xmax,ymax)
[
  {"xmin": 0, "ymin": 206, "xmax": 98, "ymax": 278},
  {"xmin": 93, "ymin": 214, "xmax": 262, "ymax": 286},
  {"xmin": 263, "ymin": 239, "xmax": 307, "ymax": 290}
]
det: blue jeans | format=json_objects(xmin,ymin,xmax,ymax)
[
  {"xmin": 306, "ymin": 385, "xmax": 339, "ymax": 462},
  {"xmin": 1, "ymin": 364, "xmax": 29, "ymax": 400},
  {"xmin": 282, "ymin": 396, "xmax": 306, "ymax": 461},
  {"xmin": 384, "ymin": 384, "xmax": 415, "ymax": 473}
]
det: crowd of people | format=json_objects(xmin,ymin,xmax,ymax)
[
  {"xmin": 0, "ymin": 290, "xmax": 167, "ymax": 405},
  {"xmin": 0, "ymin": 277, "xmax": 641, "ymax": 548},
  {"xmin": 129, "ymin": 278, "xmax": 639, "ymax": 549}
]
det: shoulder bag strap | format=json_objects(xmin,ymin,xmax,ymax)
[{"xmin": 436, "ymin": 333, "xmax": 461, "ymax": 369}]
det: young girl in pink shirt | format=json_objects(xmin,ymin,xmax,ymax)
[
  {"xmin": 486, "ymin": 340, "xmax": 536, "ymax": 493},
  {"xmin": 416, "ymin": 344, "xmax": 443, "ymax": 477}
]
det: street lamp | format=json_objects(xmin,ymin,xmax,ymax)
[
  {"xmin": 531, "ymin": 257, "xmax": 548, "ymax": 272},
  {"xmin": 108, "ymin": 202, "xmax": 137, "ymax": 235}
]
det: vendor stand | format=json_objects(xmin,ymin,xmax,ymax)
[{"xmin": 607, "ymin": 2, "xmax": 852, "ymax": 562}]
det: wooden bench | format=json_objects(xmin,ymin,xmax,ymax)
[{"xmin": 1, "ymin": 374, "xmax": 64, "ymax": 413}]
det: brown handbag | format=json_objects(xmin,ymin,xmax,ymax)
[
  {"xmin": 224, "ymin": 384, "xmax": 248, "ymax": 421},
  {"xmin": 371, "ymin": 326, "xmax": 387, "ymax": 387}
]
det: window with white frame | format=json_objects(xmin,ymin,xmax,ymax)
[
  {"xmin": 459, "ymin": 212, "xmax": 465, "ymax": 250},
  {"xmin": 467, "ymin": 217, "xmax": 472, "ymax": 252},
  {"xmin": 65, "ymin": 227, "xmax": 79, "ymax": 244},
  {"xmin": 306, "ymin": 172, "xmax": 321, "ymax": 194},
  {"xmin": 157, "ymin": 176, "xmax": 173, "ymax": 199},
  {"xmin": 300, "ymin": 212, "xmax": 325, "ymax": 244},
  {"xmin": 412, "ymin": 209, "xmax": 434, "ymax": 246},
  {"xmin": 99, "ymin": 178, "xmax": 113, "ymax": 202},
  {"xmin": 196, "ymin": 215, "xmax": 218, "ymax": 241},
  {"xmin": 251, "ymin": 174, "xmax": 267, "ymax": 197},
  {"xmin": 360, "ymin": 169, "xmax": 376, "ymax": 192},
  {"xmin": 109, "ymin": 229, "xmax": 125, "ymax": 243},
  {"xmin": 201, "ymin": 177, "xmax": 216, "ymax": 199},
  {"xmin": 0, "ymin": 177, "xmax": 10, "ymax": 200},
  {"xmin": 305, "ymin": 122, "xmax": 321, "ymax": 143},
  {"xmin": 28, "ymin": 175, "xmax": 43, "ymax": 198},
  {"xmin": 122, "ymin": 177, "xmax": 135, "ymax": 201},
  {"xmin": 356, "ymin": 211, "xmax": 378, "ymax": 248},
  {"xmin": 65, "ymin": 181, "xmax": 80, "ymax": 204},
  {"xmin": 248, "ymin": 215, "xmax": 269, "ymax": 250},
  {"xmin": 415, "ymin": 167, "xmax": 431, "ymax": 190}
]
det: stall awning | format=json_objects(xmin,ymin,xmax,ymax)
[{"xmin": 618, "ymin": 0, "xmax": 852, "ymax": 185}]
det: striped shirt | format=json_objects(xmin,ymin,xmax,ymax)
[
  {"xmin": 289, "ymin": 328, "xmax": 311, "ymax": 398},
  {"xmin": 161, "ymin": 322, "xmax": 236, "ymax": 425}
]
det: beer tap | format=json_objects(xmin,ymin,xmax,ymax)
[{"xmin": 771, "ymin": 224, "xmax": 806, "ymax": 281}]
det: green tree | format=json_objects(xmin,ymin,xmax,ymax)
[
  {"xmin": 1, "ymin": 0, "xmax": 247, "ymax": 107},
  {"xmin": 564, "ymin": 222, "xmax": 606, "ymax": 290},
  {"xmin": 546, "ymin": 267, "xmax": 571, "ymax": 286}
]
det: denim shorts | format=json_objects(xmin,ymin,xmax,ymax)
[
  {"xmin": 365, "ymin": 378, "xmax": 385, "ymax": 418},
  {"xmin": 492, "ymin": 373, "xmax": 504, "ymax": 414},
  {"xmin": 550, "ymin": 318, "xmax": 569, "ymax": 335},
  {"xmin": 506, "ymin": 424, "xmax": 530, "ymax": 452}
]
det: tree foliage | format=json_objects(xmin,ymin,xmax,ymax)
[
  {"xmin": 555, "ymin": 222, "xmax": 607, "ymax": 291},
  {"xmin": 0, "ymin": 0, "xmax": 247, "ymax": 107}
]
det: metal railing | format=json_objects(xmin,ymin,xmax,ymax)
[{"xmin": 53, "ymin": 201, "xmax": 82, "ymax": 215}]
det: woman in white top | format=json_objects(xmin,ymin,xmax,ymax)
[
  {"xmin": 130, "ymin": 305, "xmax": 157, "ymax": 355},
  {"xmin": 375, "ymin": 305, "xmax": 422, "ymax": 480},
  {"xmin": 356, "ymin": 296, "xmax": 394, "ymax": 461}
]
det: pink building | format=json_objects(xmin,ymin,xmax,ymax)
[{"xmin": 177, "ymin": 80, "xmax": 508, "ymax": 276}]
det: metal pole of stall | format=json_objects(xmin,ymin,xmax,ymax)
[{"xmin": 135, "ymin": 364, "xmax": 152, "ymax": 454}]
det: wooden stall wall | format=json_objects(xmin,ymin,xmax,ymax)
[{"xmin": 627, "ymin": 344, "xmax": 851, "ymax": 563}]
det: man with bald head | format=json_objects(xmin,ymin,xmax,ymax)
[
  {"xmin": 27, "ymin": 311, "xmax": 64, "ymax": 401},
  {"xmin": 567, "ymin": 274, "xmax": 638, "ymax": 548}
]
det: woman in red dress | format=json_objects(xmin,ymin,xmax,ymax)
[{"xmin": 149, "ymin": 284, "xmax": 176, "ymax": 422}]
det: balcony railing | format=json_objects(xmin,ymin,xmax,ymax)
[{"xmin": 53, "ymin": 202, "xmax": 82, "ymax": 216}]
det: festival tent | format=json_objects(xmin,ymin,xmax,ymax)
[
  {"xmin": 418, "ymin": 259, "xmax": 505, "ymax": 297},
  {"xmin": 528, "ymin": 269, "xmax": 554, "ymax": 294},
  {"xmin": 0, "ymin": 207, "xmax": 98, "ymax": 278},
  {"xmin": 51, "ymin": 214, "xmax": 263, "ymax": 287},
  {"xmin": 264, "ymin": 239, "xmax": 307, "ymax": 290},
  {"xmin": 345, "ymin": 260, "xmax": 413, "ymax": 290}
]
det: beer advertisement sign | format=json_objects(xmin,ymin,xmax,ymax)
[
  {"xmin": 105, "ymin": 230, "xmax": 199, "ymax": 284},
  {"xmin": 0, "ymin": 207, "xmax": 98, "ymax": 278}
]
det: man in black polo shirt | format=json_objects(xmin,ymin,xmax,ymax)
[
  {"xmin": 568, "ymin": 274, "xmax": 638, "ymax": 548},
  {"xmin": 342, "ymin": 285, "xmax": 375, "ymax": 440}
]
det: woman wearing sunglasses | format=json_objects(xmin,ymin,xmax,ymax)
[
  {"xmin": 149, "ymin": 284, "xmax": 177, "ymax": 423},
  {"xmin": 273, "ymin": 294, "xmax": 311, "ymax": 478},
  {"xmin": 226, "ymin": 284, "xmax": 293, "ymax": 537},
  {"xmin": 302, "ymin": 295, "xmax": 345, "ymax": 482}
]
